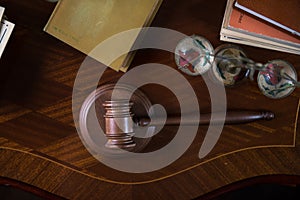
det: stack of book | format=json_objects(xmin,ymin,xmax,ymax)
[
  {"xmin": 0, "ymin": 6, "xmax": 15, "ymax": 58},
  {"xmin": 44, "ymin": 0, "xmax": 163, "ymax": 72},
  {"xmin": 220, "ymin": 0, "xmax": 300, "ymax": 55}
]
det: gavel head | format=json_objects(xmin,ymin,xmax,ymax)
[{"xmin": 103, "ymin": 100, "xmax": 136, "ymax": 149}]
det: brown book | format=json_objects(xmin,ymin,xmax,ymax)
[
  {"xmin": 44, "ymin": 0, "xmax": 162, "ymax": 72},
  {"xmin": 235, "ymin": 0, "xmax": 300, "ymax": 37}
]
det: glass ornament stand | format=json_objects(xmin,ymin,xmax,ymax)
[{"xmin": 175, "ymin": 35, "xmax": 299, "ymax": 99}]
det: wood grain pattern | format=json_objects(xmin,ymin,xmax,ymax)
[{"xmin": 0, "ymin": 0, "xmax": 299, "ymax": 199}]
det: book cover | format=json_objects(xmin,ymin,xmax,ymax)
[
  {"xmin": 44, "ymin": 0, "xmax": 162, "ymax": 72},
  {"xmin": 235, "ymin": 0, "xmax": 300, "ymax": 37}
]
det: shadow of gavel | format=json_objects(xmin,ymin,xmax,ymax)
[{"xmin": 103, "ymin": 100, "xmax": 275, "ymax": 149}]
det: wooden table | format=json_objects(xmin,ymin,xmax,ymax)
[{"xmin": 0, "ymin": 0, "xmax": 299, "ymax": 199}]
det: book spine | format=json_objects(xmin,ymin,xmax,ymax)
[
  {"xmin": 43, "ymin": 0, "xmax": 63, "ymax": 32},
  {"xmin": 0, "ymin": 6, "xmax": 4, "ymax": 20}
]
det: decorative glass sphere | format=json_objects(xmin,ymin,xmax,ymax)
[
  {"xmin": 257, "ymin": 59, "xmax": 297, "ymax": 99},
  {"xmin": 175, "ymin": 35, "xmax": 215, "ymax": 76}
]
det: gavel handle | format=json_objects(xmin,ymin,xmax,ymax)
[{"xmin": 136, "ymin": 111, "xmax": 274, "ymax": 127}]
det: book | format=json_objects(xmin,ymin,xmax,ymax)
[
  {"xmin": 228, "ymin": 7, "xmax": 300, "ymax": 47},
  {"xmin": 220, "ymin": 34, "xmax": 300, "ymax": 55},
  {"xmin": 220, "ymin": 0, "xmax": 300, "ymax": 55},
  {"xmin": 0, "ymin": 6, "xmax": 15, "ymax": 58},
  {"xmin": 235, "ymin": 0, "xmax": 300, "ymax": 37},
  {"xmin": 222, "ymin": 5, "xmax": 300, "ymax": 52},
  {"xmin": 44, "ymin": 0, "xmax": 162, "ymax": 72}
]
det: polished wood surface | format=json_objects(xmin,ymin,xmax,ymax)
[{"xmin": 0, "ymin": 0, "xmax": 299, "ymax": 199}]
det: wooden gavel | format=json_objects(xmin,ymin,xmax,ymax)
[{"xmin": 103, "ymin": 100, "xmax": 274, "ymax": 149}]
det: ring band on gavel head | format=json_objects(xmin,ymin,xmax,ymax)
[{"xmin": 103, "ymin": 100, "xmax": 136, "ymax": 149}]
